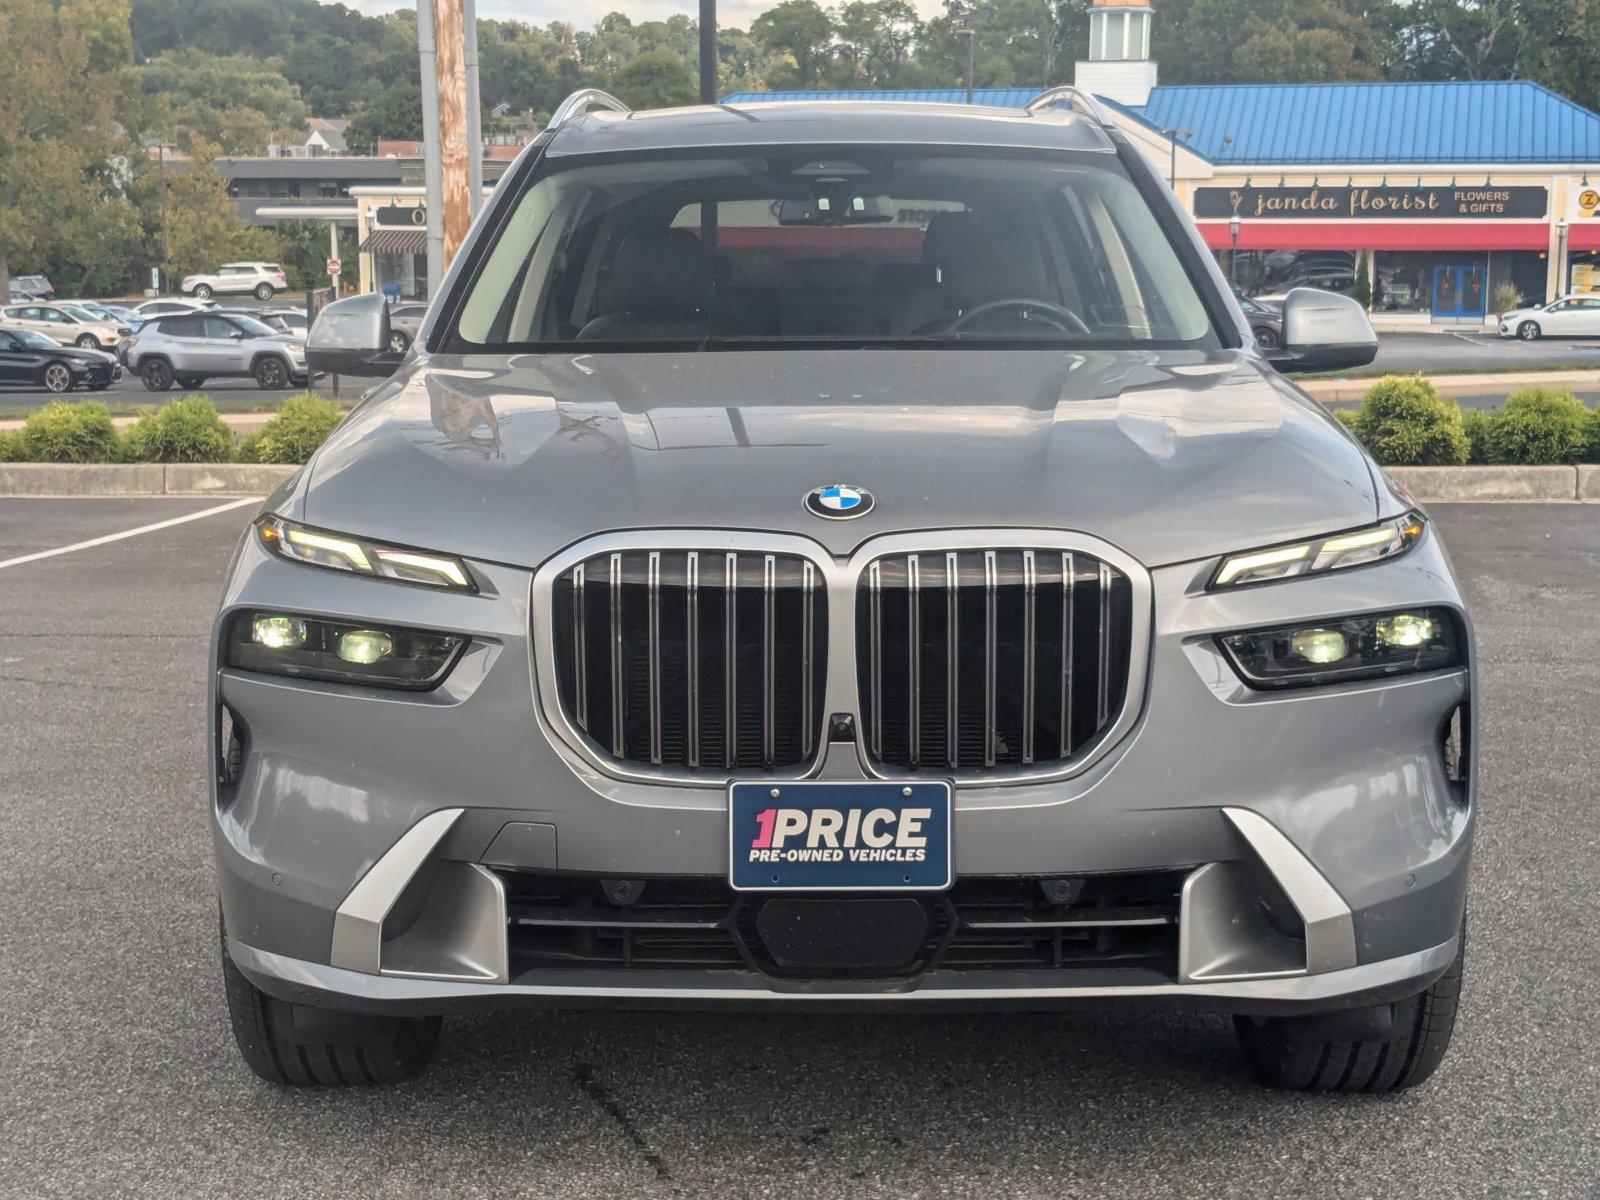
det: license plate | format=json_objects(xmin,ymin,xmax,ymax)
[{"xmin": 728, "ymin": 780, "xmax": 953, "ymax": 892}]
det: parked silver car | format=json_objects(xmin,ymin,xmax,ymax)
[
  {"xmin": 215, "ymin": 92, "xmax": 1471, "ymax": 1094},
  {"xmin": 126, "ymin": 310, "xmax": 308, "ymax": 390},
  {"xmin": 1, "ymin": 302, "xmax": 130, "ymax": 350}
]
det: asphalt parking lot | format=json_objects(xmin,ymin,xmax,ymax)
[
  {"xmin": 0, "ymin": 373, "xmax": 334, "ymax": 410},
  {"xmin": 1, "ymin": 499, "xmax": 1596, "ymax": 1199}
]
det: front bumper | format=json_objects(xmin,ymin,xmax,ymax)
[{"xmin": 213, "ymin": 521, "xmax": 1475, "ymax": 1014}]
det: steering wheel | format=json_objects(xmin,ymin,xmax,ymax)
[{"xmin": 946, "ymin": 298, "xmax": 1091, "ymax": 335}]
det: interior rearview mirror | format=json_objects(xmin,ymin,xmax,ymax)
[
  {"xmin": 307, "ymin": 292, "xmax": 395, "ymax": 378},
  {"xmin": 1268, "ymin": 287, "xmax": 1378, "ymax": 374}
]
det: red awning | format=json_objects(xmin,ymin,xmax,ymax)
[
  {"xmin": 1196, "ymin": 221, "xmax": 1551, "ymax": 252},
  {"xmin": 1568, "ymin": 223, "xmax": 1600, "ymax": 252}
]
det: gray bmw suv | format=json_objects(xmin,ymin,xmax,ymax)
[{"xmin": 213, "ymin": 91, "xmax": 1472, "ymax": 1093}]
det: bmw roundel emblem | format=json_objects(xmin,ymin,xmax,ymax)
[{"xmin": 805, "ymin": 484, "xmax": 874, "ymax": 520}]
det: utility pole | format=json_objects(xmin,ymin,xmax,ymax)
[
  {"xmin": 463, "ymin": 0, "xmax": 483, "ymax": 218},
  {"xmin": 432, "ymin": 0, "xmax": 472, "ymax": 265},
  {"xmin": 698, "ymin": 0, "xmax": 717, "ymax": 104},
  {"xmin": 158, "ymin": 140, "xmax": 170, "ymax": 294},
  {"xmin": 417, "ymin": 0, "xmax": 445, "ymax": 297},
  {"xmin": 961, "ymin": 27, "xmax": 976, "ymax": 104}
]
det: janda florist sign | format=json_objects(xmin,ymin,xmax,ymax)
[{"xmin": 1195, "ymin": 184, "xmax": 1548, "ymax": 221}]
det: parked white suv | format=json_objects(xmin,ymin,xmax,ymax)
[
  {"xmin": 1, "ymin": 302, "xmax": 131, "ymax": 350},
  {"xmin": 180, "ymin": 262, "xmax": 288, "ymax": 301}
]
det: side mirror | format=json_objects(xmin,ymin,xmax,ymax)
[
  {"xmin": 307, "ymin": 292, "xmax": 395, "ymax": 378},
  {"xmin": 1269, "ymin": 287, "xmax": 1378, "ymax": 374}
]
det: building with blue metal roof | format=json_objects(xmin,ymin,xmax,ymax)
[{"xmin": 725, "ymin": 0, "xmax": 1600, "ymax": 325}]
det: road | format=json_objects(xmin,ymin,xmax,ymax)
[
  {"xmin": 0, "ymin": 373, "xmax": 335, "ymax": 413},
  {"xmin": 1, "ymin": 500, "xmax": 1596, "ymax": 1199}
]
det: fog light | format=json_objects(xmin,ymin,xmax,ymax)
[
  {"xmin": 251, "ymin": 614, "xmax": 306, "ymax": 649},
  {"xmin": 1376, "ymin": 612, "xmax": 1434, "ymax": 648},
  {"xmin": 1289, "ymin": 628, "xmax": 1347, "ymax": 664},
  {"xmin": 337, "ymin": 630, "xmax": 393, "ymax": 664}
]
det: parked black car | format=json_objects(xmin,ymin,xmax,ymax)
[{"xmin": 0, "ymin": 326, "xmax": 121, "ymax": 391}]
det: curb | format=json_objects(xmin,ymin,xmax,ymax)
[
  {"xmin": 1388, "ymin": 464, "xmax": 1595, "ymax": 503},
  {"xmin": 0, "ymin": 463, "xmax": 297, "ymax": 498},
  {"xmin": 1303, "ymin": 369, "xmax": 1599, "ymax": 405}
]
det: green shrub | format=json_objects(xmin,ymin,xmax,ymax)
[
  {"xmin": 18, "ymin": 401, "xmax": 120, "ymax": 462},
  {"xmin": 1481, "ymin": 387, "xmax": 1593, "ymax": 464},
  {"xmin": 1332, "ymin": 407, "xmax": 1361, "ymax": 433},
  {"xmin": 238, "ymin": 392, "xmax": 343, "ymax": 464},
  {"xmin": 1460, "ymin": 408, "xmax": 1490, "ymax": 464},
  {"xmin": 122, "ymin": 396, "xmax": 235, "ymax": 463},
  {"xmin": 0, "ymin": 429, "xmax": 22, "ymax": 462},
  {"xmin": 1350, "ymin": 375, "xmax": 1469, "ymax": 466},
  {"xmin": 1589, "ymin": 407, "xmax": 1600, "ymax": 463}
]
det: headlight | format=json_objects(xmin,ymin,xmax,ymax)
[
  {"xmin": 256, "ymin": 516, "xmax": 475, "ymax": 591},
  {"xmin": 1218, "ymin": 607, "xmax": 1462, "ymax": 689},
  {"xmin": 225, "ymin": 610, "xmax": 466, "ymax": 690},
  {"xmin": 1210, "ymin": 512, "xmax": 1425, "ymax": 589}
]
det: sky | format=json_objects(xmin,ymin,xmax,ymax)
[{"xmin": 343, "ymin": 0, "xmax": 949, "ymax": 32}]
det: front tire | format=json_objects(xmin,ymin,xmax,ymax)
[
  {"xmin": 1234, "ymin": 927, "xmax": 1464, "ymax": 1093},
  {"xmin": 388, "ymin": 330, "xmax": 411, "ymax": 355},
  {"xmin": 42, "ymin": 361, "xmax": 75, "ymax": 393},
  {"xmin": 76, "ymin": 333, "xmax": 101, "ymax": 349},
  {"xmin": 1518, "ymin": 320, "xmax": 1541, "ymax": 341},
  {"xmin": 253, "ymin": 355, "xmax": 288, "ymax": 390},
  {"xmin": 254, "ymin": 283, "xmax": 275, "ymax": 301},
  {"xmin": 1253, "ymin": 325, "xmax": 1279, "ymax": 350},
  {"xmin": 221, "ymin": 933, "xmax": 439, "ymax": 1086},
  {"xmin": 193, "ymin": 283, "xmax": 214, "ymax": 300}
]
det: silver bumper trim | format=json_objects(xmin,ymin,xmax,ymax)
[{"xmin": 230, "ymin": 936, "xmax": 1456, "ymax": 1008}]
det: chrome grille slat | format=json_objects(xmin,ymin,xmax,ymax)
[
  {"xmin": 762, "ymin": 554, "xmax": 776, "ymax": 767},
  {"xmin": 608, "ymin": 552, "xmax": 624, "ymax": 758},
  {"xmin": 945, "ymin": 551, "xmax": 959, "ymax": 770},
  {"xmin": 1060, "ymin": 551, "xmax": 1075, "ymax": 760},
  {"xmin": 983, "ymin": 550, "xmax": 998, "ymax": 769},
  {"xmin": 647, "ymin": 551, "xmax": 662, "ymax": 765},
  {"xmin": 859, "ymin": 545, "xmax": 1131, "ymax": 775},
  {"xmin": 1021, "ymin": 550, "xmax": 1036, "ymax": 766},
  {"xmin": 867, "ymin": 560, "xmax": 883, "ymax": 761},
  {"xmin": 553, "ymin": 546, "xmax": 824, "ymax": 774},
  {"xmin": 906, "ymin": 554, "xmax": 921, "ymax": 769},
  {"xmin": 724, "ymin": 552, "xmax": 738, "ymax": 771},
  {"xmin": 686, "ymin": 552, "xmax": 700, "ymax": 768},
  {"xmin": 572, "ymin": 562, "xmax": 588, "ymax": 730}
]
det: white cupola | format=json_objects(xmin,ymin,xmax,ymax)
[{"xmin": 1074, "ymin": 0, "xmax": 1158, "ymax": 108}]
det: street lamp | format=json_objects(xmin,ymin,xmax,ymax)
[
  {"xmin": 1229, "ymin": 210, "xmax": 1242, "ymax": 288},
  {"xmin": 1162, "ymin": 127, "xmax": 1193, "ymax": 188},
  {"xmin": 1557, "ymin": 217, "xmax": 1570, "ymax": 296}
]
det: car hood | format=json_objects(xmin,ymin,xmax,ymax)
[
  {"xmin": 299, "ymin": 349, "xmax": 1380, "ymax": 569},
  {"xmin": 55, "ymin": 344, "xmax": 117, "ymax": 365}
]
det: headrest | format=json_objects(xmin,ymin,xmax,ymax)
[
  {"xmin": 609, "ymin": 229, "xmax": 713, "ymax": 315},
  {"xmin": 937, "ymin": 222, "xmax": 1048, "ymax": 311},
  {"xmin": 920, "ymin": 211, "xmax": 974, "ymax": 270}
]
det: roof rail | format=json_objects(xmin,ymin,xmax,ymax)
[
  {"xmin": 1025, "ymin": 86, "xmax": 1112, "ymax": 128},
  {"xmin": 546, "ymin": 89, "xmax": 631, "ymax": 132}
]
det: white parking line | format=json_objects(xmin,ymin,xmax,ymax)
[{"xmin": 0, "ymin": 498, "xmax": 259, "ymax": 572}]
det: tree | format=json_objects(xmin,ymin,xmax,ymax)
[
  {"xmin": 0, "ymin": 0, "xmax": 135, "ymax": 301},
  {"xmin": 613, "ymin": 50, "xmax": 698, "ymax": 109},
  {"xmin": 272, "ymin": 218, "xmax": 357, "ymax": 291},
  {"xmin": 832, "ymin": 0, "xmax": 923, "ymax": 86},
  {"xmin": 161, "ymin": 142, "xmax": 279, "ymax": 284},
  {"xmin": 346, "ymin": 84, "xmax": 425, "ymax": 153},
  {"xmin": 751, "ymin": 0, "xmax": 836, "ymax": 88},
  {"xmin": 1352, "ymin": 250, "xmax": 1372, "ymax": 309},
  {"xmin": 138, "ymin": 49, "xmax": 309, "ymax": 154}
]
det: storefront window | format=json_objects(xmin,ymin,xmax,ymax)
[
  {"xmin": 1220, "ymin": 250, "xmax": 1356, "ymax": 299},
  {"xmin": 1568, "ymin": 250, "xmax": 1600, "ymax": 295},
  {"xmin": 374, "ymin": 253, "xmax": 427, "ymax": 301},
  {"xmin": 1373, "ymin": 251, "xmax": 1546, "ymax": 315}
]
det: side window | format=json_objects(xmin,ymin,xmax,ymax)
[
  {"xmin": 164, "ymin": 316, "xmax": 202, "ymax": 338},
  {"xmin": 204, "ymin": 317, "xmax": 240, "ymax": 338},
  {"xmin": 0, "ymin": 331, "xmax": 17, "ymax": 351},
  {"xmin": 41, "ymin": 307, "xmax": 66, "ymax": 323},
  {"xmin": 22, "ymin": 307, "xmax": 42, "ymax": 320}
]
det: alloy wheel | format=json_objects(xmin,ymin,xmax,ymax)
[{"xmin": 43, "ymin": 363, "xmax": 72, "ymax": 393}]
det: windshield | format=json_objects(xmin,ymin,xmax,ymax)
[
  {"xmin": 451, "ymin": 146, "xmax": 1217, "ymax": 352},
  {"xmin": 230, "ymin": 315, "xmax": 280, "ymax": 337},
  {"xmin": 12, "ymin": 328, "xmax": 61, "ymax": 349},
  {"xmin": 63, "ymin": 306, "xmax": 102, "ymax": 323}
]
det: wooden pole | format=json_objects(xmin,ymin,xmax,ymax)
[{"xmin": 432, "ymin": 0, "xmax": 471, "ymax": 265}]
